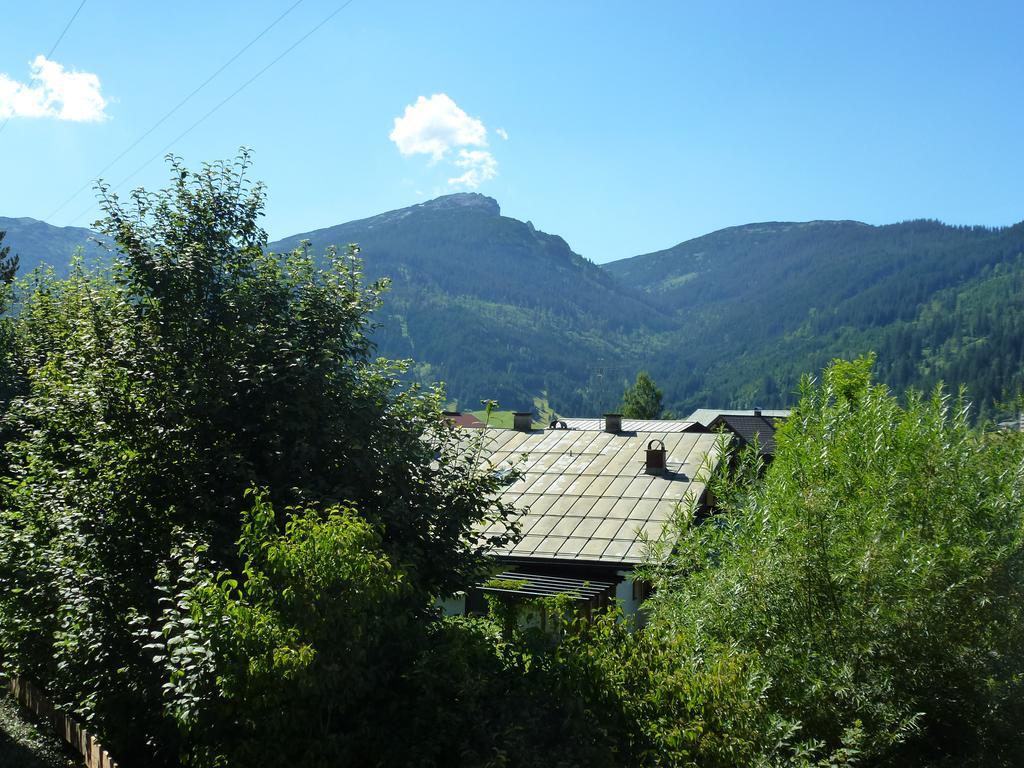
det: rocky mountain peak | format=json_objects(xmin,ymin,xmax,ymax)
[{"xmin": 414, "ymin": 193, "xmax": 500, "ymax": 216}]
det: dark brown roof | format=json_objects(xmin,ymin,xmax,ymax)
[
  {"xmin": 709, "ymin": 413, "xmax": 785, "ymax": 456},
  {"xmin": 443, "ymin": 411, "xmax": 486, "ymax": 429},
  {"xmin": 559, "ymin": 418, "xmax": 704, "ymax": 433},
  {"xmin": 688, "ymin": 408, "xmax": 791, "ymax": 427}
]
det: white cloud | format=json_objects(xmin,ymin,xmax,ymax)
[
  {"xmin": 448, "ymin": 149, "xmax": 498, "ymax": 189},
  {"xmin": 390, "ymin": 93, "xmax": 487, "ymax": 160},
  {"xmin": 390, "ymin": 94, "xmax": 501, "ymax": 189},
  {"xmin": 0, "ymin": 55, "xmax": 108, "ymax": 122},
  {"xmin": 496, "ymin": 127, "xmax": 509, "ymax": 140}
]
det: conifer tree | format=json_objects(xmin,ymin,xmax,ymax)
[{"xmin": 620, "ymin": 371, "xmax": 663, "ymax": 419}]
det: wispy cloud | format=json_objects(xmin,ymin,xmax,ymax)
[
  {"xmin": 496, "ymin": 127, "xmax": 509, "ymax": 140},
  {"xmin": 0, "ymin": 55, "xmax": 108, "ymax": 122},
  {"xmin": 448, "ymin": 149, "xmax": 497, "ymax": 189},
  {"xmin": 390, "ymin": 93, "xmax": 499, "ymax": 188}
]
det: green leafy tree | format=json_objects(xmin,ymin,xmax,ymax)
[
  {"xmin": 0, "ymin": 231, "xmax": 18, "ymax": 290},
  {"xmin": 620, "ymin": 371, "xmax": 663, "ymax": 419},
  {"xmin": 159, "ymin": 492, "xmax": 415, "ymax": 767},
  {"xmin": 0, "ymin": 231, "xmax": 20, "ymax": 527},
  {"xmin": 641, "ymin": 357, "xmax": 1024, "ymax": 765},
  {"xmin": 0, "ymin": 153, "xmax": 516, "ymax": 764},
  {"xmin": 0, "ymin": 230, "xmax": 19, "ymax": 393}
]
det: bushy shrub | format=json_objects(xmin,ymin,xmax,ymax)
[
  {"xmin": 155, "ymin": 492, "xmax": 415, "ymax": 766},
  {"xmin": 642, "ymin": 357, "xmax": 1024, "ymax": 766}
]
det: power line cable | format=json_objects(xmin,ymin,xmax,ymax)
[
  {"xmin": 68, "ymin": 0, "xmax": 357, "ymax": 227},
  {"xmin": 45, "ymin": 0, "xmax": 89, "ymax": 59},
  {"xmin": 46, "ymin": 0, "xmax": 306, "ymax": 221},
  {"xmin": 0, "ymin": 0, "xmax": 88, "ymax": 137}
]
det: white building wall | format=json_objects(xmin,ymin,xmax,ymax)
[
  {"xmin": 615, "ymin": 570, "xmax": 641, "ymax": 617},
  {"xmin": 436, "ymin": 592, "xmax": 466, "ymax": 617}
]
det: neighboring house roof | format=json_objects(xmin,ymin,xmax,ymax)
[
  {"xmin": 443, "ymin": 411, "xmax": 486, "ymax": 429},
  {"xmin": 558, "ymin": 418, "xmax": 703, "ymax": 433},
  {"xmin": 477, "ymin": 426, "xmax": 723, "ymax": 567},
  {"xmin": 708, "ymin": 413, "xmax": 786, "ymax": 456},
  {"xmin": 996, "ymin": 416, "xmax": 1024, "ymax": 432},
  {"xmin": 479, "ymin": 571, "xmax": 617, "ymax": 603},
  {"xmin": 687, "ymin": 408, "xmax": 791, "ymax": 427}
]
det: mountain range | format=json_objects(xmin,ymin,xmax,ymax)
[
  {"xmin": 0, "ymin": 216, "xmax": 106, "ymax": 273},
  {"xmin": 608, "ymin": 218, "xmax": 1024, "ymax": 420},
  {"xmin": 2, "ymin": 195, "xmax": 1022, "ymax": 421}
]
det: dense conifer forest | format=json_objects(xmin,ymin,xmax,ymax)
[
  {"xmin": 5, "ymin": 195, "xmax": 1023, "ymax": 421},
  {"xmin": 612, "ymin": 219, "xmax": 1024, "ymax": 421}
]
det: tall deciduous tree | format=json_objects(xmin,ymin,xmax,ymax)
[{"xmin": 0, "ymin": 153, "xmax": 516, "ymax": 764}]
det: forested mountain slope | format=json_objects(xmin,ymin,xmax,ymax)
[
  {"xmin": 606, "ymin": 219, "xmax": 1024, "ymax": 420},
  {"xmin": 5, "ymin": 201, "xmax": 1023, "ymax": 420},
  {"xmin": 270, "ymin": 193, "xmax": 667, "ymax": 411},
  {"xmin": 0, "ymin": 216, "xmax": 106, "ymax": 274}
]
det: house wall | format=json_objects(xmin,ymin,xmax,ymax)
[
  {"xmin": 615, "ymin": 570, "xmax": 641, "ymax": 617},
  {"xmin": 460, "ymin": 561, "xmax": 658, "ymax": 624},
  {"xmin": 436, "ymin": 592, "xmax": 466, "ymax": 617}
]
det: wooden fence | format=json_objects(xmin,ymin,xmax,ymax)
[{"xmin": 3, "ymin": 676, "xmax": 121, "ymax": 768}]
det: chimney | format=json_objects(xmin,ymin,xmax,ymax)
[
  {"xmin": 645, "ymin": 439, "xmax": 667, "ymax": 474},
  {"xmin": 604, "ymin": 413, "xmax": 622, "ymax": 433},
  {"xmin": 753, "ymin": 408, "xmax": 762, "ymax": 416},
  {"xmin": 513, "ymin": 412, "xmax": 533, "ymax": 432}
]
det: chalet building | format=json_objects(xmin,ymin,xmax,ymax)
[
  {"xmin": 687, "ymin": 408, "xmax": 791, "ymax": 430},
  {"xmin": 442, "ymin": 413, "xmax": 724, "ymax": 620},
  {"xmin": 703, "ymin": 409, "xmax": 790, "ymax": 462}
]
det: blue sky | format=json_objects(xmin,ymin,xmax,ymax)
[{"xmin": 1, "ymin": 1, "xmax": 1022, "ymax": 263}]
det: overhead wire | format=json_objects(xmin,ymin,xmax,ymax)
[
  {"xmin": 46, "ymin": 0, "xmax": 306, "ymax": 221},
  {"xmin": 0, "ymin": 0, "xmax": 88, "ymax": 137},
  {"xmin": 45, "ymin": 0, "xmax": 89, "ymax": 59},
  {"xmin": 67, "ymin": 0, "xmax": 357, "ymax": 228}
]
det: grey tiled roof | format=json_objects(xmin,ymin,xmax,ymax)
[{"xmin": 476, "ymin": 427, "xmax": 723, "ymax": 566}]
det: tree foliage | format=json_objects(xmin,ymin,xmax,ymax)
[
  {"xmin": 621, "ymin": 371, "xmax": 663, "ymax": 419},
  {"xmin": 159, "ymin": 493, "xmax": 416, "ymax": 766},
  {"xmin": 0, "ymin": 230, "xmax": 18, "ymax": 290},
  {"xmin": 641, "ymin": 357, "xmax": 1024, "ymax": 765},
  {"xmin": 0, "ymin": 153, "xmax": 516, "ymax": 764},
  {"xmin": 0, "ymin": 230, "xmax": 20, "ymax": 425}
]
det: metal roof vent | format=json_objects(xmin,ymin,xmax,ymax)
[
  {"xmin": 549, "ymin": 419, "xmax": 568, "ymax": 430},
  {"xmin": 645, "ymin": 439, "xmax": 667, "ymax": 474},
  {"xmin": 604, "ymin": 413, "xmax": 622, "ymax": 433},
  {"xmin": 513, "ymin": 412, "xmax": 533, "ymax": 432}
]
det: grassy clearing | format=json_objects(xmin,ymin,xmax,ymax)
[
  {"xmin": 469, "ymin": 409, "xmax": 550, "ymax": 430},
  {"xmin": 470, "ymin": 409, "xmax": 514, "ymax": 429},
  {"xmin": 469, "ymin": 395, "xmax": 559, "ymax": 430}
]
